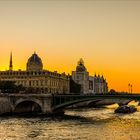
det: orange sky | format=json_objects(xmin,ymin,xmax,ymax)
[{"xmin": 0, "ymin": 0, "xmax": 140, "ymax": 93}]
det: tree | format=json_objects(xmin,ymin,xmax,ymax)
[
  {"xmin": 0, "ymin": 81, "xmax": 25, "ymax": 93},
  {"xmin": 109, "ymin": 89, "xmax": 116, "ymax": 94}
]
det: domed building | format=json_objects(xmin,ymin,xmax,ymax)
[
  {"xmin": 72, "ymin": 58, "xmax": 89, "ymax": 94},
  {"xmin": 0, "ymin": 52, "xmax": 70, "ymax": 94},
  {"xmin": 72, "ymin": 59, "xmax": 108, "ymax": 94},
  {"xmin": 27, "ymin": 52, "xmax": 43, "ymax": 71},
  {"xmin": 76, "ymin": 58, "xmax": 87, "ymax": 72}
]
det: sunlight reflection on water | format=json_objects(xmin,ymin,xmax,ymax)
[{"xmin": 0, "ymin": 107, "xmax": 140, "ymax": 140}]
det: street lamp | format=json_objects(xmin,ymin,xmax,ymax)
[
  {"xmin": 128, "ymin": 83, "xmax": 130, "ymax": 93},
  {"xmin": 131, "ymin": 84, "xmax": 133, "ymax": 94}
]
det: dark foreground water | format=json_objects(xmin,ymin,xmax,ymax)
[{"xmin": 0, "ymin": 106, "xmax": 140, "ymax": 140}]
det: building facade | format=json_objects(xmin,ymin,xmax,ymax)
[
  {"xmin": 89, "ymin": 75, "xmax": 108, "ymax": 94},
  {"xmin": 0, "ymin": 52, "xmax": 70, "ymax": 94},
  {"xmin": 72, "ymin": 59, "xmax": 89, "ymax": 94},
  {"xmin": 72, "ymin": 59, "xmax": 108, "ymax": 94}
]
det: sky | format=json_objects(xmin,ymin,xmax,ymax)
[{"xmin": 0, "ymin": 0, "xmax": 140, "ymax": 92}]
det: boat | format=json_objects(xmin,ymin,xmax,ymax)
[{"xmin": 115, "ymin": 105, "xmax": 137, "ymax": 114}]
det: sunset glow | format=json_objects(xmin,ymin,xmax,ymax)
[{"xmin": 0, "ymin": 0, "xmax": 140, "ymax": 92}]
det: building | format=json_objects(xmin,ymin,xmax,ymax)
[
  {"xmin": 72, "ymin": 59, "xmax": 89, "ymax": 94},
  {"xmin": 89, "ymin": 75, "xmax": 108, "ymax": 94},
  {"xmin": 0, "ymin": 52, "xmax": 70, "ymax": 94},
  {"xmin": 72, "ymin": 59, "xmax": 108, "ymax": 94}
]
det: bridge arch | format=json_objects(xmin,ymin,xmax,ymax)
[
  {"xmin": 14, "ymin": 99, "xmax": 43, "ymax": 114},
  {"xmin": 87, "ymin": 100, "xmax": 102, "ymax": 107},
  {"xmin": 52, "ymin": 95, "xmax": 138, "ymax": 112},
  {"xmin": 52, "ymin": 98, "xmax": 103, "ymax": 112}
]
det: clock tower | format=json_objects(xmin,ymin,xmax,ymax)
[{"xmin": 72, "ymin": 58, "xmax": 89, "ymax": 94}]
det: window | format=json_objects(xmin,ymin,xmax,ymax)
[{"xmin": 29, "ymin": 81, "xmax": 31, "ymax": 86}]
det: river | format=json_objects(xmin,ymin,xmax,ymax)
[{"xmin": 0, "ymin": 104, "xmax": 140, "ymax": 140}]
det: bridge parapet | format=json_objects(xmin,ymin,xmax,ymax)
[{"xmin": 0, "ymin": 93, "xmax": 139, "ymax": 115}]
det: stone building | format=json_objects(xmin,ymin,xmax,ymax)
[
  {"xmin": 72, "ymin": 59, "xmax": 108, "ymax": 94},
  {"xmin": 0, "ymin": 52, "xmax": 70, "ymax": 94},
  {"xmin": 89, "ymin": 75, "xmax": 108, "ymax": 94},
  {"xmin": 72, "ymin": 59, "xmax": 89, "ymax": 94}
]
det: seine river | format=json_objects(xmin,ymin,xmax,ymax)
[{"xmin": 0, "ymin": 103, "xmax": 140, "ymax": 140}]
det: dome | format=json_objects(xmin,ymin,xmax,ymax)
[
  {"xmin": 26, "ymin": 52, "xmax": 43, "ymax": 71},
  {"xmin": 76, "ymin": 58, "xmax": 87, "ymax": 72}
]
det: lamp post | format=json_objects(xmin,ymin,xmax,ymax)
[
  {"xmin": 128, "ymin": 83, "xmax": 130, "ymax": 94},
  {"xmin": 131, "ymin": 84, "xmax": 133, "ymax": 94}
]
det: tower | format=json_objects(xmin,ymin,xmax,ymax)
[
  {"xmin": 9, "ymin": 51, "xmax": 13, "ymax": 71},
  {"xmin": 72, "ymin": 58, "xmax": 89, "ymax": 94}
]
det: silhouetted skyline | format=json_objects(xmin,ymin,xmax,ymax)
[{"xmin": 0, "ymin": 0, "xmax": 140, "ymax": 92}]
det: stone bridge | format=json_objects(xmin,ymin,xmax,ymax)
[
  {"xmin": 0, "ymin": 94, "xmax": 52, "ymax": 115},
  {"xmin": 0, "ymin": 93, "xmax": 140, "ymax": 115}
]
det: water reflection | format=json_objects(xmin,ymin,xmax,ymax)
[{"xmin": 0, "ymin": 107, "xmax": 140, "ymax": 140}]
